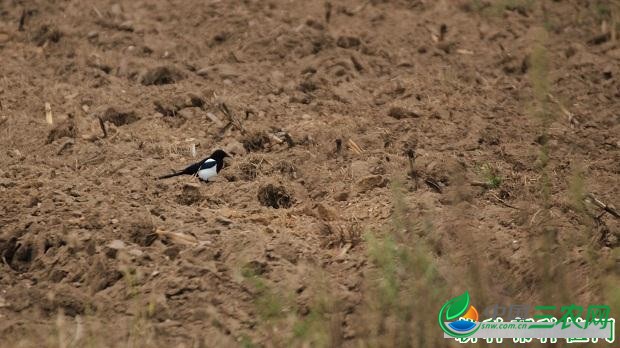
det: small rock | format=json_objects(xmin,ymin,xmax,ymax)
[
  {"xmin": 119, "ymin": 20, "xmax": 134, "ymax": 32},
  {"xmin": 107, "ymin": 240, "xmax": 126, "ymax": 250},
  {"xmin": 602, "ymin": 65, "xmax": 613, "ymax": 80},
  {"xmin": 105, "ymin": 239, "xmax": 126, "ymax": 258},
  {"xmin": 164, "ymin": 245, "xmax": 181, "ymax": 260}
]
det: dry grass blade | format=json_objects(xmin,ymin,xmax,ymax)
[
  {"xmin": 45, "ymin": 102, "xmax": 53, "ymax": 125},
  {"xmin": 218, "ymin": 102, "xmax": 246, "ymax": 134},
  {"xmin": 456, "ymin": 48, "xmax": 474, "ymax": 55},
  {"xmin": 156, "ymin": 228, "xmax": 199, "ymax": 246},
  {"xmin": 489, "ymin": 192, "xmax": 518, "ymax": 209},
  {"xmin": 269, "ymin": 133, "xmax": 284, "ymax": 144},
  {"xmin": 548, "ymin": 93, "xmax": 578, "ymax": 127},
  {"xmin": 206, "ymin": 112, "xmax": 224, "ymax": 127},
  {"xmin": 347, "ymin": 138, "xmax": 363, "ymax": 154}
]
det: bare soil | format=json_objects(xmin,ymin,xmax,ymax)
[{"xmin": 0, "ymin": 0, "xmax": 618, "ymax": 347}]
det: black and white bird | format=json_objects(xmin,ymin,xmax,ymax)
[{"xmin": 157, "ymin": 149, "xmax": 231, "ymax": 182}]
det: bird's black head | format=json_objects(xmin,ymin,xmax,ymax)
[{"xmin": 210, "ymin": 149, "xmax": 231, "ymax": 161}]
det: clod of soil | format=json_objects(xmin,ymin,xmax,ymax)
[
  {"xmin": 242, "ymin": 131, "xmax": 271, "ymax": 152},
  {"xmin": 101, "ymin": 107, "xmax": 139, "ymax": 126},
  {"xmin": 39, "ymin": 287, "xmax": 89, "ymax": 317},
  {"xmin": 241, "ymin": 260, "xmax": 268, "ymax": 276},
  {"xmin": 273, "ymin": 161, "xmax": 298, "ymax": 179},
  {"xmin": 32, "ymin": 25, "xmax": 62, "ymax": 46},
  {"xmin": 356, "ymin": 175, "xmax": 389, "ymax": 193},
  {"xmin": 298, "ymin": 79, "xmax": 318, "ymax": 93},
  {"xmin": 47, "ymin": 116, "xmax": 77, "ymax": 144},
  {"xmin": 257, "ymin": 184, "xmax": 293, "ymax": 209},
  {"xmin": 237, "ymin": 162, "xmax": 259, "ymax": 181},
  {"xmin": 86, "ymin": 258, "xmax": 123, "ymax": 292},
  {"xmin": 337, "ymin": 36, "xmax": 361, "ymax": 48},
  {"xmin": 140, "ymin": 66, "xmax": 185, "ymax": 85},
  {"xmin": 176, "ymin": 183, "xmax": 203, "ymax": 206},
  {"xmin": 1, "ymin": 237, "xmax": 36, "ymax": 273},
  {"xmin": 128, "ymin": 219, "xmax": 157, "ymax": 246},
  {"xmin": 388, "ymin": 106, "xmax": 421, "ymax": 119}
]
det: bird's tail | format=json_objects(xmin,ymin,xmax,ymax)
[{"xmin": 157, "ymin": 171, "xmax": 184, "ymax": 180}]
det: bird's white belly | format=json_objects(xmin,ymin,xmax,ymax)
[{"xmin": 197, "ymin": 166, "xmax": 217, "ymax": 181}]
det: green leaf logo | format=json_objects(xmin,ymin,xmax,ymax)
[
  {"xmin": 444, "ymin": 291, "xmax": 470, "ymax": 321},
  {"xmin": 438, "ymin": 291, "xmax": 480, "ymax": 338}
]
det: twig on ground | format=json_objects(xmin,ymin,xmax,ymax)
[
  {"xmin": 489, "ymin": 192, "xmax": 518, "ymax": 209},
  {"xmin": 18, "ymin": 9, "xmax": 26, "ymax": 31},
  {"xmin": 98, "ymin": 116, "xmax": 107, "ymax": 138},
  {"xmin": 406, "ymin": 148, "xmax": 417, "ymax": 179},
  {"xmin": 425, "ymin": 178, "xmax": 442, "ymax": 193},
  {"xmin": 585, "ymin": 193, "xmax": 619, "ymax": 219},
  {"xmin": 92, "ymin": 6, "xmax": 103, "ymax": 19},
  {"xmin": 57, "ymin": 140, "xmax": 74, "ymax": 155}
]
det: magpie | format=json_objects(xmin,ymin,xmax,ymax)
[{"xmin": 157, "ymin": 149, "xmax": 230, "ymax": 182}]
